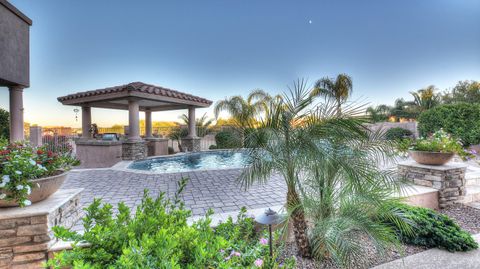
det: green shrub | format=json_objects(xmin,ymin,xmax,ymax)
[
  {"xmin": 46, "ymin": 178, "xmax": 295, "ymax": 269},
  {"xmin": 385, "ymin": 203, "xmax": 478, "ymax": 252},
  {"xmin": 209, "ymin": 144, "xmax": 218, "ymax": 150},
  {"xmin": 385, "ymin": 127, "xmax": 413, "ymax": 140},
  {"xmin": 418, "ymin": 103, "xmax": 480, "ymax": 146},
  {"xmin": 215, "ymin": 130, "xmax": 242, "ymax": 149}
]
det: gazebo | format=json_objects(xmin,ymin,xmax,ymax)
[{"xmin": 58, "ymin": 82, "xmax": 212, "ymax": 167}]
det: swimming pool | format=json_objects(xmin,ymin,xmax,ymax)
[{"xmin": 128, "ymin": 150, "xmax": 250, "ymax": 173}]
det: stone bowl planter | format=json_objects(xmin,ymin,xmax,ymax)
[
  {"xmin": 0, "ymin": 171, "xmax": 68, "ymax": 207},
  {"xmin": 408, "ymin": 150, "xmax": 454, "ymax": 166}
]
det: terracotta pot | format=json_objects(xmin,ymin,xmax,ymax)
[
  {"xmin": 408, "ymin": 150, "xmax": 454, "ymax": 166},
  {"xmin": 0, "ymin": 171, "xmax": 68, "ymax": 207}
]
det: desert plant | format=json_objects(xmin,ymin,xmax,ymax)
[
  {"xmin": 385, "ymin": 127, "xmax": 413, "ymax": 140},
  {"xmin": 179, "ymin": 112, "xmax": 214, "ymax": 137},
  {"xmin": 385, "ymin": 203, "xmax": 478, "ymax": 252}
]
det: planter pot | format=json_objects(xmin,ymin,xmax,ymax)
[
  {"xmin": 0, "ymin": 171, "xmax": 68, "ymax": 207},
  {"xmin": 408, "ymin": 150, "xmax": 454, "ymax": 166}
]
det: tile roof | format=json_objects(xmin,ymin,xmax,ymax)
[{"xmin": 57, "ymin": 82, "xmax": 212, "ymax": 105}]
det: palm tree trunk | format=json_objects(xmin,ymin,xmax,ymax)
[{"xmin": 287, "ymin": 188, "xmax": 311, "ymax": 258}]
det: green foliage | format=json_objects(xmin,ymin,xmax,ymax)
[
  {"xmin": 0, "ymin": 108, "xmax": 8, "ymax": 139},
  {"xmin": 366, "ymin": 105, "xmax": 390, "ymax": 123},
  {"xmin": 442, "ymin": 80, "xmax": 480, "ymax": 104},
  {"xmin": 0, "ymin": 141, "xmax": 79, "ymax": 206},
  {"xmin": 385, "ymin": 127, "xmax": 413, "ymax": 140},
  {"xmin": 411, "ymin": 129, "xmax": 464, "ymax": 153},
  {"xmin": 215, "ymin": 130, "xmax": 242, "ymax": 149},
  {"xmin": 47, "ymin": 178, "xmax": 294, "ymax": 269},
  {"xmin": 418, "ymin": 103, "xmax": 480, "ymax": 146},
  {"xmin": 385, "ymin": 203, "xmax": 478, "ymax": 252}
]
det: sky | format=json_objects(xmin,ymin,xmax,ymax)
[{"xmin": 1, "ymin": 0, "xmax": 479, "ymax": 127}]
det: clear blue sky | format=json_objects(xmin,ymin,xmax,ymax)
[{"xmin": 1, "ymin": 0, "xmax": 479, "ymax": 127}]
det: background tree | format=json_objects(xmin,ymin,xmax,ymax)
[
  {"xmin": 0, "ymin": 108, "xmax": 9, "ymax": 139},
  {"xmin": 366, "ymin": 104, "xmax": 391, "ymax": 122},
  {"xmin": 410, "ymin": 85, "xmax": 441, "ymax": 111},
  {"xmin": 311, "ymin": 73, "xmax": 353, "ymax": 114},
  {"xmin": 179, "ymin": 112, "xmax": 214, "ymax": 137},
  {"xmin": 442, "ymin": 80, "xmax": 480, "ymax": 104},
  {"xmin": 214, "ymin": 89, "xmax": 271, "ymax": 128},
  {"xmin": 389, "ymin": 98, "xmax": 417, "ymax": 120}
]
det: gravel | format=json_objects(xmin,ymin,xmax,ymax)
[{"xmin": 280, "ymin": 203, "xmax": 480, "ymax": 269}]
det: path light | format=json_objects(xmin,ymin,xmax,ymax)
[{"xmin": 255, "ymin": 208, "xmax": 282, "ymax": 257}]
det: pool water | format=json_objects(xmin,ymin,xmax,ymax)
[{"xmin": 128, "ymin": 150, "xmax": 250, "ymax": 173}]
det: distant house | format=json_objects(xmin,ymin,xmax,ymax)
[{"xmin": 0, "ymin": 0, "xmax": 32, "ymax": 142}]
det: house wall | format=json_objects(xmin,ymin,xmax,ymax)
[{"xmin": 0, "ymin": 0, "xmax": 31, "ymax": 87}]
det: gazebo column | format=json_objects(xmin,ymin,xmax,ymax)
[
  {"xmin": 81, "ymin": 106, "xmax": 91, "ymax": 139},
  {"xmin": 128, "ymin": 100, "xmax": 141, "ymax": 141},
  {"xmin": 145, "ymin": 109, "xmax": 153, "ymax": 139},
  {"xmin": 181, "ymin": 106, "xmax": 201, "ymax": 152},
  {"xmin": 122, "ymin": 99, "xmax": 147, "ymax": 160},
  {"xmin": 9, "ymin": 86, "xmax": 25, "ymax": 142}
]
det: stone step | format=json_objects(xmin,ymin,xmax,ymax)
[{"xmin": 460, "ymin": 185, "xmax": 480, "ymax": 204}]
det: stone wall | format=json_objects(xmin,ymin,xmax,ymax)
[
  {"xmin": 398, "ymin": 160, "xmax": 467, "ymax": 208},
  {"xmin": 0, "ymin": 189, "xmax": 82, "ymax": 268},
  {"xmin": 122, "ymin": 141, "xmax": 147, "ymax": 160},
  {"xmin": 76, "ymin": 140, "xmax": 123, "ymax": 168},
  {"xmin": 365, "ymin": 121, "xmax": 418, "ymax": 138},
  {"xmin": 181, "ymin": 137, "xmax": 201, "ymax": 152}
]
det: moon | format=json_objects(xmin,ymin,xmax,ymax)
[{"xmin": 309, "ymin": 20, "xmax": 312, "ymax": 24}]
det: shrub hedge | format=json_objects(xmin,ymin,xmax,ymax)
[
  {"xmin": 384, "ymin": 127, "xmax": 413, "ymax": 140},
  {"xmin": 386, "ymin": 203, "xmax": 478, "ymax": 252},
  {"xmin": 418, "ymin": 103, "xmax": 480, "ymax": 146},
  {"xmin": 215, "ymin": 130, "xmax": 242, "ymax": 149}
]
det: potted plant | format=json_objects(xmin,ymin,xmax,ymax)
[
  {"xmin": 0, "ymin": 140, "xmax": 79, "ymax": 207},
  {"xmin": 408, "ymin": 129, "xmax": 471, "ymax": 165}
]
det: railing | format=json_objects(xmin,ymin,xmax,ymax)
[{"xmin": 41, "ymin": 128, "xmax": 78, "ymax": 153}]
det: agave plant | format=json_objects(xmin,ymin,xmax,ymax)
[{"xmin": 240, "ymin": 80, "xmax": 412, "ymax": 263}]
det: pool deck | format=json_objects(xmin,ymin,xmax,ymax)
[{"xmin": 62, "ymin": 167, "xmax": 287, "ymax": 231}]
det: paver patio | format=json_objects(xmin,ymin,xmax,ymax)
[{"xmin": 61, "ymin": 168, "xmax": 286, "ymax": 229}]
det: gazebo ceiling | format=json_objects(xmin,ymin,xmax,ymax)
[{"xmin": 57, "ymin": 82, "xmax": 212, "ymax": 111}]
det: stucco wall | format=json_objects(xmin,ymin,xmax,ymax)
[
  {"xmin": 0, "ymin": 1, "xmax": 30, "ymax": 87},
  {"xmin": 365, "ymin": 121, "xmax": 419, "ymax": 138}
]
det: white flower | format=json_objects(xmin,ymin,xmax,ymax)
[
  {"xmin": 29, "ymin": 159, "xmax": 36, "ymax": 165},
  {"xmin": 23, "ymin": 200, "xmax": 31, "ymax": 206},
  {"xmin": 26, "ymin": 186, "xmax": 31, "ymax": 195},
  {"xmin": 15, "ymin": 171, "xmax": 22, "ymax": 175},
  {"xmin": 1, "ymin": 175, "xmax": 10, "ymax": 183},
  {"xmin": 16, "ymin": 185, "xmax": 24, "ymax": 190},
  {"xmin": 0, "ymin": 193, "xmax": 6, "ymax": 199}
]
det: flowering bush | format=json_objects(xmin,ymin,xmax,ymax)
[
  {"xmin": 0, "ymin": 140, "xmax": 79, "ymax": 206},
  {"xmin": 46, "ymin": 178, "xmax": 295, "ymax": 268},
  {"xmin": 409, "ymin": 129, "xmax": 474, "ymax": 159}
]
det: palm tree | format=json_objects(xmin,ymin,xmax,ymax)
[
  {"xmin": 366, "ymin": 104, "xmax": 391, "ymax": 122},
  {"xmin": 214, "ymin": 89, "xmax": 272, "ymax": 128},
  {"xmin": 311, "ymin": 74, "xmax": 353, "ymax": 114},
  {"xmin": 179, "ymin": 112, "xmax": 214, "ymax": 137},
  {"xmin": 410, "ymin": 85, "xmax": 441, "ymax": 111},
  {"xmin": 240, "ymin": 80, "xmax": 410, "ymax": 261}
]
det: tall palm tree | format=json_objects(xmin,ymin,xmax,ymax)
[
  {"xmin": 311, "ymin": 74, "xmax": 353, "ymax": 114},
  {"xmin": 410, "ymin": 85, "xmax": 441, "ymax": 111},
  {"xmin": 214, "ymin": 89, "xmax": 272, "ymax": 128}
]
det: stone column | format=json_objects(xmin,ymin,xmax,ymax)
[
  {"xmin": 145, "ymin": 110, "xmax": 153, "ymax": 139},
  {"xmin": 128, "ymin": 100, "xmax": 141, "ymax": 141},
  {"xmin": 81, "ymin": 106, "xmax": 91, "ymax": 139},
  {"xmin": 29, "ymin": 126, "xmax": 42, "ymax": 147},
  {"xmin": 9, "ymin": 86, "xmax": 25, "ymax": 142},
  {"xmin": 398, "ymin": 160, "xmax": 467, "ymax": 209},
  {"xmin": 187, "ymin": 106, "xmax": 197, "ymax": 138}
]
